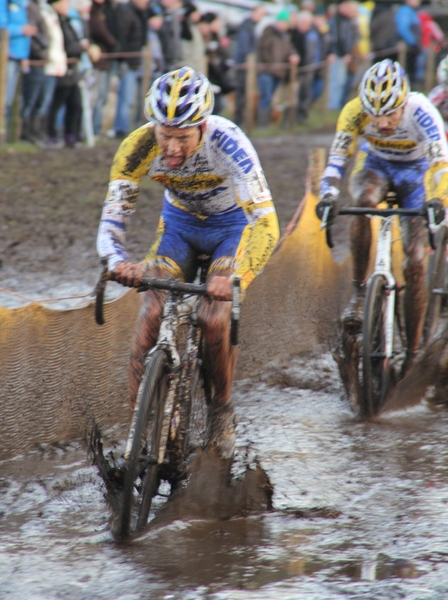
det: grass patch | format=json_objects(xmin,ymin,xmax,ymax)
[
  {"xmin": 248, "ymin": 105, "xmax": 339, "ymax": 139},
  {"xmin": 0, "ymin": 142, "xmax": 39, "ymax": 154}
]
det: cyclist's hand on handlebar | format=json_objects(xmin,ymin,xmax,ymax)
[
  {"xmin": 315, "ymin": 195, "xmax": 335, "ymax": 221},
  {"xmin": 111, "ymin": 261, "xmax": 146, "ymax": 288},
  {"xmin": 425, "ymin": 198, "xmax": 445, "ymax": 225},
  {"xmin": 207, "ymin": 275, "xmax": 232, "ymax": 301}
]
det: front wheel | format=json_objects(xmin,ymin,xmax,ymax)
[
  {"xmin": 361, "ymin": 274, "xmax": 391, "ymax": 418},
  {"xmin": 117, "ymin": 349, "xmax": 169, "ymax": 541},
  {"xmin": 187, "ymin": 356, "xmax": 212, "ymax": 452},
  {"xmin": 423, "ymin": 225, "xmax": 447, "ymax": 346}
]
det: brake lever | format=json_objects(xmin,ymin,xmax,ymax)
[
  {"xmin": 321, "ymin": 205, "xmax": 335, "ymax": 249},
  {"xmin": 320, "ymin": 205, "xmax": 331, "ymax": 231},
  {"xmin": 230, "ymin": 276, "xmax": 240, "ymax": 346},
  {"xmin": 427, "ymin": 206, "xmax": 437, "ymax": 251}
]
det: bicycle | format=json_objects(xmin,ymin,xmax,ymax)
[
  {"xmin": 94, "ymin": 256, "xmax": 241, "ymax": 541},
  {"xmin": 323, "ymin": 198, "xmax": 445, "ymax": 418}
]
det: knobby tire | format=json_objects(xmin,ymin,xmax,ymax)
[
  {"xmin": 362, "ymin": 274, "xmax": 390, "ymax": 418},
  {"xmin": 118, "ymin": 349, "xmax": 169, "ymax": 541},
  {"xmin": 423, "ymin": 226, "xmax": 447, "ymax": 345},
  {"xmin": 187, "ymin": 354, "xmax": 211, "ymax": 452}
]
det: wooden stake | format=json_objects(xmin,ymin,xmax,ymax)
[
  {"xmin": 244, "ymin": 53, "xmax": 256, "ymax": 136},
  {"xmin": 141, "ymin": 42, "xmax": 152, "ymax": 122},
  {"xmin": 288, "ymin": 62, "xmax": 297, "ymax": 129}
]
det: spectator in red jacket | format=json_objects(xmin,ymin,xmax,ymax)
[{"xmin": 416, "ymin": 10, "xmax": 444, "ymax": 85}]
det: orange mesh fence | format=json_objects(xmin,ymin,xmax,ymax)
[{"xmin": 0, "ymin": 291, "xmax": 141, "ymax": 458}]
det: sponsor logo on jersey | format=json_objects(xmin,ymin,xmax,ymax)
[
  {"xmin": 211, "ymin": 129, "xmax": 254, "ymax": 173},
  {"xmin": 414, "ymin": 106, "xmax": 442, "ymax": 140},
  {"xmin": 425, "ymin": 141, "xmax": 446, "ymax": 163},
  {"xmin": 364, "ymin": 136, "xmax": 417, "ymax": 151}
]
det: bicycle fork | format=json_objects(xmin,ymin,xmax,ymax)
[{"xmin": 371, "ymin": 218, "xmax": 396, "ymax": 359}]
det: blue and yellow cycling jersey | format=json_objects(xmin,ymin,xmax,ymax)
[
  {"xmin": 321, "ymin": 93, "xmax": 448, "ymax": 204},
  {"xmin": 97, "ymin": 115, "xmax": 279, "ymax": 290}
]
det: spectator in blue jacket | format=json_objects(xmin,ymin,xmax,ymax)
[
  {"xmin": 1, "ymin": 0, "xmax": 8, "ymax": 28},
  {"xmin": 395, "ymin": 0, "xmax": 421, "ymax": 84},
  {"xmin": 5, "ymin": 0, "xmax": 37, "ymax": 125}
]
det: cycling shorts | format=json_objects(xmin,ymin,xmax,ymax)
[
  {"xmin": 144, "ymin": 200, "xmax": 251, "ymax": 280},
  {"xmin": 351, "ymin": 143, "xmax": 429, "ymax": 209}
]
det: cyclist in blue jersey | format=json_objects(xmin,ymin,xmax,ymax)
[{"xmin": 316, "ymin": 59, "xmax": 448, "ymax": 372}]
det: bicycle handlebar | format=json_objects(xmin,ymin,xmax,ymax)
[
  {"xmin": 94, "ymin": 262, "xmax": 241, "ymax": 346},
  {"xmin": 338, "ymin": 207, "xmax": 426, "ymax": 217},
  {"xmin": 138, "ymin": 277, "xmax": 208, "ymax": 295},
  {"xmin": 322, "ymin": 205, "xmax": 438, "ymax": 250},
  {"xmin": 94, "ymin": 257, "xmax": 109, "ymax": 326}
]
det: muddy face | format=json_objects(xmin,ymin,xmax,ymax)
[
  {"xmin": 154, "ymin": 125, "xmax": 203, "ymax": 169},
  {"xmin": 371, "ymin": 108, "xmax": 404, "ymax": 137}
]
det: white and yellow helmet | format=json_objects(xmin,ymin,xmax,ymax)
[
  {"xmin": 144, "ymin": 67, "xmax": 214, "ymax": 128},
  {"xmin": 437, "ymin": 56, "xmax": 448, "ymax": 86},
  {"xmin": 360, "ymin": 59, "xmax": 409, "ymax": 116}
]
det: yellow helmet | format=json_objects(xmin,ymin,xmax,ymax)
[
  {"xmin": 360, "ymin": 60, "xmax": 409, "ymax": 116},
  {"xmin": 144, "ymin": 67, "xmax": 214, "ymax": 128}
]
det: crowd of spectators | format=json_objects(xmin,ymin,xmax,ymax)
[{"xmin": 0, "ymin": 0, "xmax": 447, "ymax": 144}]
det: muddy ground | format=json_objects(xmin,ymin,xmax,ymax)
[{"xmin": 0, "ymin": 130, "xmax": 334, "ymax": 302}]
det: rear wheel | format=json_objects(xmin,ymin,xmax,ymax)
[
  {"xmin": 361, "ymin": 274, "xmax": 391, "ymax": 418},
  {"xmin": 117, "ymin": 350, "xmax": 169, "ymax": 541},
  {"xmin": 423, "ymin": 225, "xmax": 447, "ymax": 345}
]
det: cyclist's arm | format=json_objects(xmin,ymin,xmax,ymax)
[
  {"xmin": 320, "ymin": 96, "xmax": 369, "ymax": 200},
  {"xmin": 213, "ymin": 124, "xmax": 279, "ymax": 291},
  {"xmin": 233, "ymin": 203, "xmax": 279, "ymax": 291},
  {"xmin": 96, "ymin": 124, "xmax": 161, "ymax": 270},
  {"xmin": 415, "ymin": 97, "xmax": 448, "ymax": 205}
]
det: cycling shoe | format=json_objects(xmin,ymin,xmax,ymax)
[
  {"xmin": 207, "ymin": 401, "xmax": 236, "ymax": 460},
  {"xmin": 341, "ymin": 292, "xmax": 365, "ymax": 334}
]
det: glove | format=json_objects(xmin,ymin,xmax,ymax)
[
  {"xmin": 426, "ymin": 198, "xmax": 445, "ymax": 225},
  {"xmin": 315, "ymin": 195, "xmax": 335, "ymax": 221},
  {"xmin": 111, "ymin": 261, "xmax": 146, "ymax": 287}
]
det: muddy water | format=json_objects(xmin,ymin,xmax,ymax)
[{"xmin": 2, "ymin": 350, "xmax": 448, "ymax": 599}]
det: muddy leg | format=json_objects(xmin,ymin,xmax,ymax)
[
  {"xmin": 129, "ymin": 267, "xmax": 173, "ymax": 410},
  {"xmin": 401, "ymin": 218, "xmax": 429, "ymax": 371},
  {"xmin": 197, "ymin": 268, "xmax": 237, "ymax": 458},
  {"xmin": 344, "ymin": 170, "xmax": 389, "ymax": 330}
]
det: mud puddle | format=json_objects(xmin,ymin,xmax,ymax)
[{"xmin": 2, "ymin": 349, "xmax": 448, "ymax": 599}]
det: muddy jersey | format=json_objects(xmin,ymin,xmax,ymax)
[
  {"xmin": 97, "ymin": 115, "xmax": 279, "ymax": 289},
  {"xmin": 321, "ymin": 93, "xmax": 448, "ymax": 203},
  {"xmin": 428, "ymin": 84, "xmax": 448, "ymax": 135}
]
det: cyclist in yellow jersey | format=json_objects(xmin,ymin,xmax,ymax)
[
  {"xmin": 316, "ymin": 59, "xmax": 448, "ymax": 371},
  {"xmin": 97, "ymin": 67, "xmax": 279, "ymax": 458}
]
